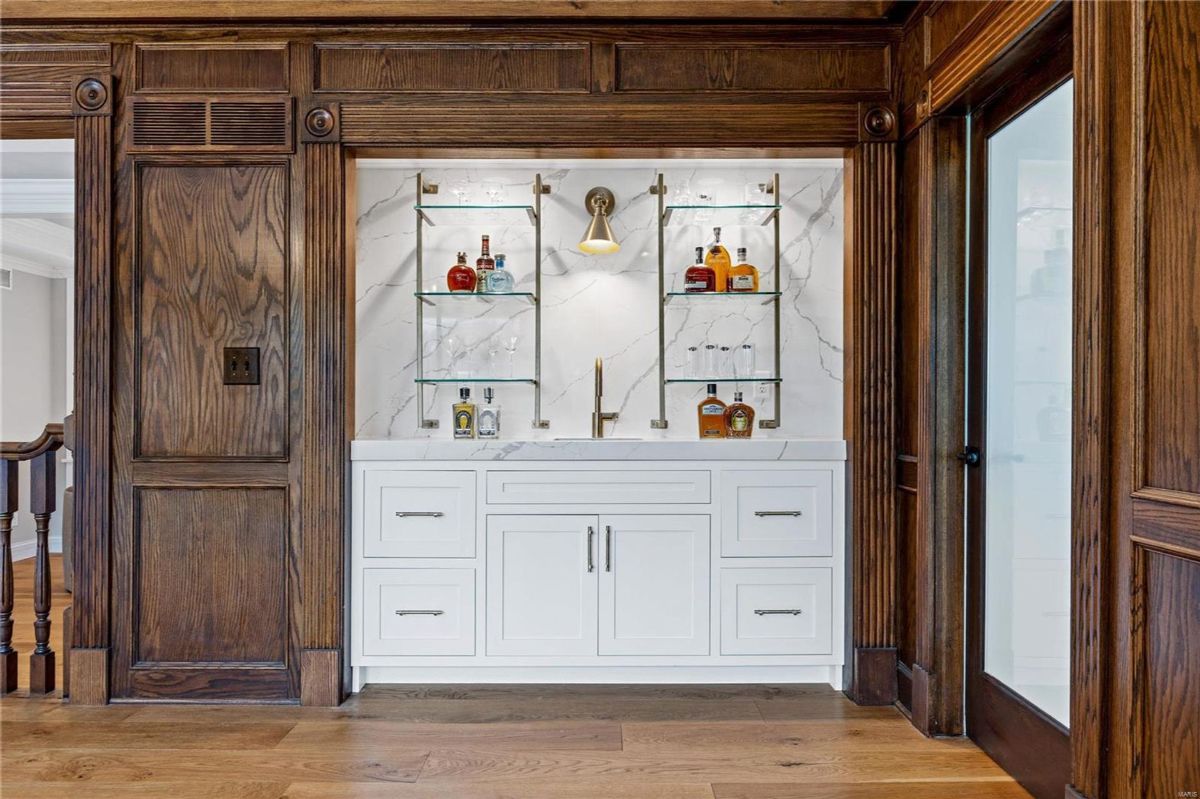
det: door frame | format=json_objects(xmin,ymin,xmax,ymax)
[{"xmin": 964, "ymin": 46, "xmax": 1073, "ymax": 799}]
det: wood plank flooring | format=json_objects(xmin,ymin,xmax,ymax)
[{"xmin": 0, "ymin": 557, "xmax": 1031, "ymax": 798}]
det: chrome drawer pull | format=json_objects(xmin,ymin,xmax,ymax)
[
  {"xmin": 754, "ymin": 609, "xmax": 803, "ymax": 616},
  {"xmin": 754, "ymin": 510, "xmax": 803, "ymax": 517},
  {"xmin": 586, "ymin": 526, "xmax": 595, "ymax": 573},
  {"xmin": 395, "ymin": 609, "xmax": 444, "ymax": 616},
  {"xmin": 394, "ymin": 511, "xmax": 445, "ymax": 518}
]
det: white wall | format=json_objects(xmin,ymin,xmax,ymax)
[{"xmin": 0, "ymin": 268, "xmax": 69, "ymax": 558}]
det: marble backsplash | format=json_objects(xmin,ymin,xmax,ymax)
[{"xmin": 355, "ymin": 159, "xmax": 844, "ymax": 440}]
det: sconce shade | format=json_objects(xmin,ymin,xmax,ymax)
[{"xmin": 579, "ymin": 186, "xmax": 620, "ymax": 254}]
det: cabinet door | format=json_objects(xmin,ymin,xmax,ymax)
[
  {"xmin": 598, "ymin": 514, "xmax": 710, "ymax": 656},
  {"xmin": 486, "ymin": 515, "xmax": 598, "ymax": 656}
]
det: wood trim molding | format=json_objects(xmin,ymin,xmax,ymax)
[
  {"xmin": 300, "ymin": 141, "xmax": 347, "ymax": 706},
  {"xmin": 301, "ymin": 102, "xmax": 340, "ymax": 143},
  {"xmin": 845, "ymin": 140, "xmax": 897, "ymax": 706},
  {"xmin": 69, "ymin": 74, "xmax": 113, "ymax": 704}
]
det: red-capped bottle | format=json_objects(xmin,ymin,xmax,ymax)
[
  {"xmin": 684, "ymin": 246, "xmax": 717, "ymax": 293},
  {"xmin": 475, "ymin": 235, "xmax": 495, "ymax": 292},
  {"xmin": 447, "ymin": 251, "xmax": 477, "ymax": 292}
]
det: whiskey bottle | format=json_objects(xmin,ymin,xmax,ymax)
[
  {"xmin": 485, "ymin": 253, "xmax": 515, "ymax": 293},
  {"xmin": 475, "ymin": 235, "xmax": 495, "ymax": 292},
  {"xmin": 725, "ymin": 391, "xmax": 755, "ymax": 437},
  {"xmin": 728, "ymin": 247, "xmax": 760, "ymax": 292},
  {"xmin": 453, "ymin": 387, "xmax": 476, "ymax": 439},
  {"xmin": 478, "ymin": 386, "xmax": 501, "ymax": 439},
  {"xmin": 447, "ymin": 251, "xmax": 477, "ymax": 293},
  {"xmin": 704, "ymin": 227, "xmax": 731, "ymax": 293},
  {"xmin": 697, "ymin": 383, "xmax": 728, "ymax": 438},
  {"xmin": 684, "ymin": 246, "xmax": 716, "ymax": 292}
]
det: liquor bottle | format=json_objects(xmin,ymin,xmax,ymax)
[
  {"xmin": 704, "ymin": 227, "xmax": 731, "ymax": 293},
  {"xmin": 478, "ymin": 387, "xmax": 501, "ymax": 439},
  {"xmin": 446, "ymin": 251, "xmax": 477, "ymax": 292},
  {"xmin": 684, "ymin": 246, "xmax": 717, "ymax": 292},
  {"xmin": 728, "ymin": 247, "xmax": 760, "ymax": 292},
  {"xmin": 453, "ymin": 387, "xmax": 476, "ymax": 439},
  {"xmin": 485, "ymin": 253, "xmax": 515, "ymax": 293},
  {"xmin": 697, "ymin": 383, "xmax": 728, "ymax": 438},
  {"xmin": 725, "ymin": 391, "xmax": 755, "ymax": 437},
  {"xmin": 475, "ymin": 235, "xmax": 495, "ymax": 292}
]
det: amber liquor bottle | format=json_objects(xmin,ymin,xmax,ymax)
[
  {"xmin": 697, "ymin": 383, "xmax": 728, "ymax": 438},
  {"xmin": 705, "ymin": 227, "xmax": 731, "ymax": 293},
  {"xmin": 684, "ymin": 246, "xmax": 717, "ymax": 292},
  {"xmin": 725, "ymin": 391, "xmax": 755, "ymax": 437},
  {"xmin": 447, "ymin": 251, "xmax": 477, "ymax": 292},
  {"xmin": 475, "ymin": 235, "xmax": 495, "ymax": 292},
  {"xmin": 728, "ymin": 247, "xmax": 760, "ymax": 292}
]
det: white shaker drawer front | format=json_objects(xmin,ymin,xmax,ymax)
[
  {"xmin": 720, "ymin": 469, "xmax": 832, "ymax": 557},
  {"xmin": 720, "ymin": 568, "xmax": 832, "ymax": 655},
  {"xmin": 364, "ymin": 470, "xmax": 476, "ymax": 558},
  {"xmin": 486, "ymin": 470, "xmax": 711, "ymax": 505},
  {"xmin": 363, "ymin": 568, "xmax": 475, "ymax": 656}
]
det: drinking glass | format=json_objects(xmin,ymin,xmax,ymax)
[
  {"xmin": 672, "ymin": 178, "xmax": 693, "ymax": 205},
  {"xmin": 443, "ymin": 334, "xmax": 467, "ymax": 378},
  {"xmin": 685, "ymin": 346, "xmax": 699, "ymax": 379},
  {"xmin": 481, "ymin": 181, "xmax": 503, "ymax": 204},
  {"xmin": 702, "ymin": 344, "xmax": 719, "ymax": 377},
  {"xmin": 502, "ymin": 335, "xmax": 520, "ymax": 378},
  {"xmin": 450, "ymin": 180, "xmax": 470, "ymax": 205},
  {"xmin": 735, "ymin": 343, "xmax": 756, "ymax": 379},
  {"xmin": 719, "ymin": 346, "xmax": 733, "ymax": 379}
]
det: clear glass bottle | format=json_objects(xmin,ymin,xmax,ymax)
[
  {"xmin": 477, "ymin": 387, "xmax": 501, "ymax": 439},
  {"xmin": 684, "ymin": 246, "xmax": 716, "ymax": 292},
  {"xmin": 725, "ymin": 391, "xmax": 755, "ymax": 438},
  {"xmin": 728, "ymin": 247, "xmax": 760, "ymax": 292},
  {"xmin": 453, "ymin": 387, "xmax": 476, "ymax": 439},
  {"xmin": 485, "ymin": 253, "xmax": 515, "ymax": 293},
  {"xmin": 447, "ymin": 251, "xmax": 477, "ymax": 292},
  {"xmin": 698, "ymin": 383, "xmax": 728, "ymax": 438},
  {"xmin": 705, "ymin": 227, "xmax": 731, "ymax": 293}
]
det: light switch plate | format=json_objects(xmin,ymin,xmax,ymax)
[{"xmin": 223, "ymin": 347, "xmax": 260, "ymax": 385}]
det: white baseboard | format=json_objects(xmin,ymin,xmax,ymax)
[
  {"xmin": 353, "ymin": 664, "xmax": 842, "ymax": 694},
  {"xmin": 11, "ymin": 536, "xmax": 63, "ymax": 562}
]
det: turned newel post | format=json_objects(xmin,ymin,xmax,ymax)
[
  {"xmin": 29, "ymin": 450, "xmax": 56, "ymax": 693},
  {"xmin": 0, "ymin": 460, "xmax": 17, "ymax": 693}
]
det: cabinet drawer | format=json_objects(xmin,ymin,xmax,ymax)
[
  {"xmin": 364, "ymin": 470, "xmax": 475, "ymax": 558},
  {"xmin": 363, "ymin": 568, "xmax": 475, "ymax": 656},
  {"xmin": 720, "ymin": 567, "xmax": 832, "ymax": 655},
  {"xmin": 487, "ymin": 470, "xmax": 710, "ymax": 505},
  {"xmin": 720, "ymin": 469, "xmax": 832, "ymax": 557}
]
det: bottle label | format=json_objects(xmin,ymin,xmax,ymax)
[
  {"xmin": 701, "ymin": 402, "xmax": 724, "ymax": 416},
  {"xmin": 685, "ymin": 279, "xmax": 709, "ymax": 291},
  {"xmin": 453, "ymin": 409, "xmax": 475, "ymax": 438},
  {"xmin": 730, "ymin": 275, "xmax": 756, "ymax": 291},
  {"xmin": 731, "ymin": 410, "xmax": 749, "ymax": 431},
  {"xmin": 478, "ymin": 409, "xmax": 499, "ymax": 438}
]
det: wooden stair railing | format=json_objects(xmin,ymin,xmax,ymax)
[{"xmin": 1, "ymin": 422, "xmax": 64, "ymax": 694}]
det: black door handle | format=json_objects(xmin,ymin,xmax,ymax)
[{"xmin": 957, "ymin": 446, "xmax": 981, "ymax": 467}]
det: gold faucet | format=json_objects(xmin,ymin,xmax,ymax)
[{"xmin": 591, "ymin": 357, "xmax": 619, "ymax": 438}]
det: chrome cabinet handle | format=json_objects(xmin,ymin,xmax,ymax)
[
  {"xmin": 587, "ymin": 526, "xmax": 595, "ymax": 572},
  {"xmin": 394, "ymin": 511, "xmax": 445, "ymax": 518},
  {"xmin": 754, "ymin": 510, "xmax": 803, "ymax": 517},
  {"xmin": 754, "ymin": 609, "xmax": 803, "ymax": 616},
  {"xmin": 395, "ymin": 609, "xmax": 444, "ymax": 616},
  {"xmin": 605, "ymin": 525, "xmax": 612, "ymax": 572}
]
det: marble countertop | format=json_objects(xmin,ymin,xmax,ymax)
[{"xmin": 351, "ymin": 438, "xmax": 846, "ymax": 462}]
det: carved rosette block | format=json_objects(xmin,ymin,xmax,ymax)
[
  {"xmin": 302, "ymin": 105, "xmax": 340, "ymax": 143},
  {"xmin": 71, "ymin": 76, "xmax": 111, "ymax": 116},
  {"xmin": 859, "ymin": 104, "xmax": 897, "ymax": 142}
]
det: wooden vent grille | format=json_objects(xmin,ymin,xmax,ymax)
[{"xmin": 132, "ymin": 98, "xmax": 291, "ymax": 151}]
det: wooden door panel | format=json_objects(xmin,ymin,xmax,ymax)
[
  {"xmin": 135, "ymin": 487, "xmax": 288, "ymax": 665},
  {"xmin": 136, "ymin": 163, "xmax": 288, "ymax": 460}
]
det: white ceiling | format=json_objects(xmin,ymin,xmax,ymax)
[{"xmin": 0, "ymin": 139, "xmax": 73, "ymax": 279}]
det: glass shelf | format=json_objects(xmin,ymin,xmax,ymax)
[
  {"xmin": 416, "ymin": 291, "xmax": 536, "ymax": 305},
  {"xmin": 665, "ymin": 377, "xmax": 781, "ymax": 384},
  {"xmin": 415, "ymin": 377, "xmax": 536, "ymax": 384},
  {"xmin": 663, "ymin": 204, "xmax": 780, "ymax": 227},
  {"xmin": 416, "ymin": 204, "xmax": 536, "ymax": 227},
  {"xmin": 665, "ymin": 291, "xmax": 780, "ymax": 305}
]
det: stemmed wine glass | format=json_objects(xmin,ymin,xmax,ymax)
[
  {"xmin": 449, "ymin": 180, "xmax": 470, "ymax": 205},
  {"xmin": 502, "ymin": 335, "xmax": 520, "ymax": 378},
  {"xmin": 443, "ymin": 334, "xmax": 467, "ymax": 378}
]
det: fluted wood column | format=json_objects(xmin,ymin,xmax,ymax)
[
  {"xmin": 845, "ymin": 120, "xmax": 899, "ymax": 705},
  {"xmin": 300, "ymin": 105, "xmax": 347, "ymax": 706}
]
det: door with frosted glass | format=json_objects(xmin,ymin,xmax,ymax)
[{"xmin": 965, "ymin": 62, "xmax": 1072, "ymax": 799}]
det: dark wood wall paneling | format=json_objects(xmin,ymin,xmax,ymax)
[
  {"xmin": 1074, "ymin": 1, "xmax": 1200, "ymax": 797},
  {"xmin": 4, "ymin": 21, "xmax": 899, "ymax": 707}
]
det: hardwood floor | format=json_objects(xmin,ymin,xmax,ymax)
[{"xmin": 0, "ymin": 557, "xmax": 1031, "ymax": 798}]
